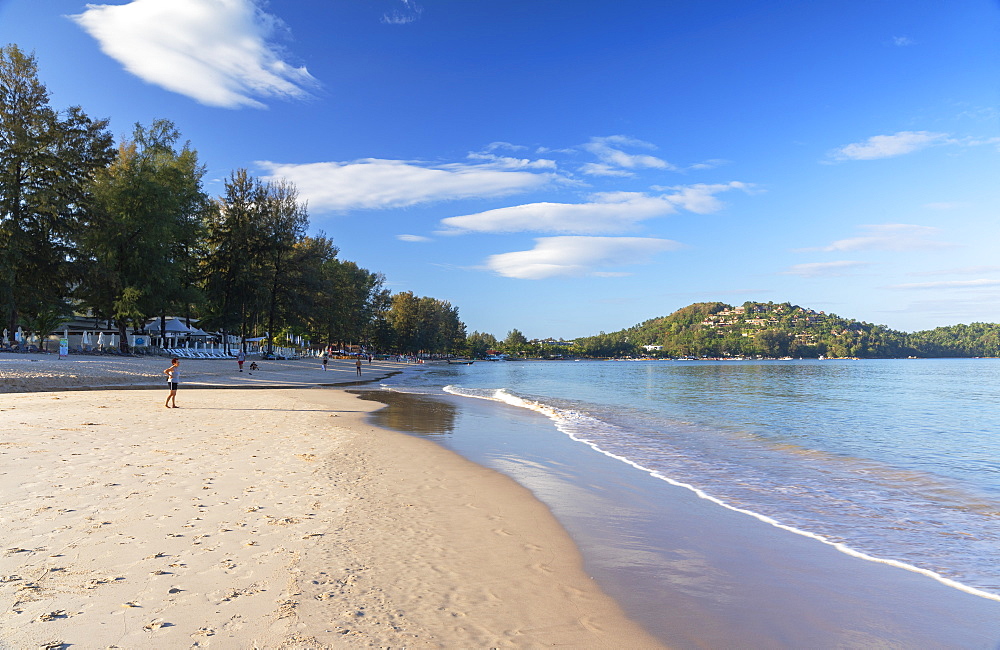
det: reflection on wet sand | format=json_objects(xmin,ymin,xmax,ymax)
[{"xmin": 352, "ymin": 389, "xmax": 457, "ymax": 436}]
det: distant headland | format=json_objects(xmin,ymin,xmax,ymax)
[{"xmin": 566, "ymin": 301, "xmax": 1000, "ymax": 359}]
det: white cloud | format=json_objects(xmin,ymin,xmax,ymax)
[
  {"xmin": 485, "ymin": 142, "xmax": 528, "ymax": 152},
  {"xmin": 580, "ymin": 135, "xmax": 676, "ymax": 176},
  {"xmin": 655, "ymin": 182, "xmax": 753, "ymax": 214},
  {"xmin": 484, "ymin": 236, "xmax": 683, "ymax": 279},
  {"xmin": 578, "ymin": 162, "xmax": 635, "ymax": 177},
  {"xmin": 71, "ymin": 0, "xmax": 317, "ymax": 109},
  {"xmin": 256, "ymin": 158, "xmax": 558, "ymax": 212},
  {"xmin": 802, "ymin": 224, "xmax": 954, "ymax": 253},
  {"xmin": 441, "ymin": 182, "xmax": 750, "ymax": 234},
  {"xmin": 397, "ymin": 234, "xmax": 431, "ymax": 242},
  {"xmin": 780, "ymin": 261, "xmax": 871, "ymax": 278},
  {"xmin": 686, "ymin": 159, "xmax": 730, "ymax": 171},
  {"xmin": 888, "ymin": 279, "xmax": 1000, "ymax": 290},
  {"xmin": 465, "ymin": 152, "xmax": 558, "ymax": 170},
  {"xmin": 440, "ymin": 192, "xmax": 676, "ymax": 234},
  {"xmin": 892, "ymin": 36, "xmax": 915, "ymax": 46},
  {"xmin": 382, "ymin": 0, "xmax": 422, "ymax": 24},
  {"xmin": 827, "ymin": 131, "xmax": 949, "ymax": 161},
  {"xmin": 909, "ymin": 265, "xmax": 1000, "ymax": 277}
]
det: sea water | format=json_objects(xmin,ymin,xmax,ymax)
[{"xmin": 379, "ymin": 358, "xmax": 1000, "ymax": 603}]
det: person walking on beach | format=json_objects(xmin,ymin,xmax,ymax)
[
  {"xmin": 163, "ymin": 358, "xmax": 180, "ymax": 408},
  {"xmin": 321, "ymin": 354, "xmax": 328, "ymax": 371},
  {"xmin": 237, "ymin": 349, "xmax": 246, "ymax": 372},
  {"xmin": 355, "ymin": 357, "xmax": 362, "ymax": 376}
]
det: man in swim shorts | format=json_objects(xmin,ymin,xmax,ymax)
[{"xmin": 163, "ymin": 358, "xmax": 180, "ymax": 408}]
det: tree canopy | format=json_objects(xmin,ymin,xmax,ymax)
[
  {"xmin": 0, "ymin": 44, "xmax": 114, "ymax": 334},
  {"xmin": 0, "ymin": 44, "xmax": 466, "ymax": 355}
]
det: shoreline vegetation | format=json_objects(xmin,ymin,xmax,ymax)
[{"xmin": 0, "ymin": 355, "xmax": 660, "ymax": 648}]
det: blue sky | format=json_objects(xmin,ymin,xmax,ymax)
[{"xmin": 2, "ymin": 1, "xmax": 999, "ymax": 338}]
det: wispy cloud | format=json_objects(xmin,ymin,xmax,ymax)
[
  {"xmin": 465, "ymin": 152, "xmax": 558, "ymax": 170},
  {"xmin": 827, "ymin": 131, "xmax": 949, "ymax": 161},
  {"xmin": 580, "ymin": 135, "xmax": 676, "ymax": 176},
  {"xmin": 71, "ymin": 0, "xmax": 317, "ymax": 109},
  {"xmin": 382, "ymin": 0, "xmax": 422, "ymax": 24},
  {"xmin": 653, "ymin": 182, "xmax": 753, "ymax": 214},
  {"xmin": 887, "ymin": 279, "xmax": 1000, "ymax": 290},
  {"xmin": 892, "ymin": 36, "xmax": 915, "ymax": 47},
  {"xmin": 908, "ymin": 265, "xmax": 1000, "ymax": 277},
  {"xmin": 484, "ymin": 236, "xmax": 683, "ymax": 279},
  {"xmin": 397, "ymin": 234, "xmax": 432, "ymax": 242},
  {"xmin": 800, "ymin": 224, "xmax": 954, "ymax": 253},
  {"xmin": 440, "ymin": 182, "xmax": 750, "ymax": 235},
  {"xmin": 257, "ymin": 158, "xmax": 558, "ymax": 212},
  {"xmin": 781, "ymin": 261, "xmax": 872, "ymax": 278}
]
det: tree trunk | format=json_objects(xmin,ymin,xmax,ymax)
[{"xmin": 118, "ymin": 320, "xmax": 130, "ymax": 354}]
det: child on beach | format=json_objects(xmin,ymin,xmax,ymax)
[
  {"xmin": 322, "ymin": 354, "xmax": 328, "ymax": 371},
  {"xmin": 163, "ymin": 358, "xmax": 180, "ymax": 408}
]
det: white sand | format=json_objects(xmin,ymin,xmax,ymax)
[
  {"xmin": 0, "ymin": 353, "xmax": 398, "ymax": 393},
  {"xmin": 0, "ymin": 356, "xmax": 660, "ymax": 648}
]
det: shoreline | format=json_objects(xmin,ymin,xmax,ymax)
[
  {"xmin": 359, "ymin": 383, "xmax": 1000, "ymax": 648},
  {"xmin": 0, "ymin": 357, "xmax": 659, "ymax": 647}
]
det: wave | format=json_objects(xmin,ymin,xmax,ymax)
[{"xmin": 442, "ymin": 384, "xmax": 1000, "ymax": 603}]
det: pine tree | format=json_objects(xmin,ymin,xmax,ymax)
[{"xmin": 0, "ymin": 44, "xmax": 113, "ymax": 338}]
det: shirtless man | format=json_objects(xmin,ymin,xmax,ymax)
[{"xmin": 163, "ymin": 358, "xmax": 180, "ymax": 408}]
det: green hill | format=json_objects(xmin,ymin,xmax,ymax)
[{"xmin": 572, "ymin": 301, "xmax": 1000, "ymax": 359}]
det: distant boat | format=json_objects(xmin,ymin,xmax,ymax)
[{"xmin": 447, "ymin": 358, "xmax": 474, "ymax": 365}]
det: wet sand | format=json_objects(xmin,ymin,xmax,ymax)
[{"xmin": 359, "ymin": 389, "xmax": 1000, "ymax": 649}]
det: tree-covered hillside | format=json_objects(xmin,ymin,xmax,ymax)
[
  {"xmin": 907, "ymin": 323, "xmax": 1000, "ymax": 358},
  {"xmin": 572, "ymin": 301, "xmax": 1000, "ymax": 359}
]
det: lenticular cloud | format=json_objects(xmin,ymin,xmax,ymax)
[
  {"xmin": 71, "ymin": 0, "xmax": 317, "ymax": 109},
  {"xmin": 486, "ymin": 236, "xmax": 683, "ymax": 279}
]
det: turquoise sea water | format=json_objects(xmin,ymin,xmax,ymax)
[{"xmin": 380, "ymin": 358, "xmax": 1000, "ymax": 603}]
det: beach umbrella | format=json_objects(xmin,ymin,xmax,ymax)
[
  {"xmin": 97, "ymin": 332, "xmax": 105, "ymax": 348},
  {"xmin": 109, "ymin": 333, "xmax": 117, "ymax": 349},
  {"xmin": 82, "ymin": 331, "xmax": 91, "ymax": 346}
]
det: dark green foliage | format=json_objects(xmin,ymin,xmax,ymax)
[
  {"xmin": 0, "ymin": 44, "xmax": 114, "ymax": 334},
  {"xmin": 385, "ymin": 291, "xmax": 466, "ymax": 355},
  {"xmin": 76, "ymin": 119, "xmax": 208, "ymax": 351},
  {"xmin": 907, "ymin": 323, "xmax": 1000, "ymax": 358},
  {"xmin": 465, "ymin": 331, "xmax": 499, "ymax": 358}
]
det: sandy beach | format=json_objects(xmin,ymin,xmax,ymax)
[{"xmin": 0, "ymin": 353, "xmax": 658, "ymax": 648}]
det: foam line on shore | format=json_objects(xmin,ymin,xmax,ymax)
[{"xmin": 442, "ymin": 384, "xmax": 1000, "ymax": 604}]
